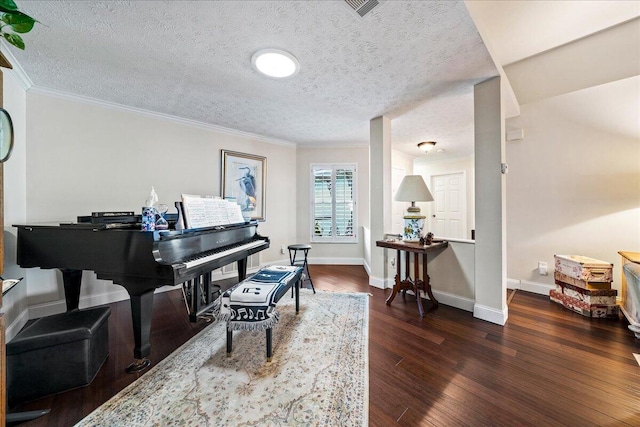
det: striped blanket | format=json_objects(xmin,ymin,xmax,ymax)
[{"xmin": 215, "ymin": 265, "xmax": 302, "ymax": 331}]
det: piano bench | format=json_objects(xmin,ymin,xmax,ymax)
[
  {"xmin": 221, "ymin": 266, "xmax": 303, "ymax": 361},
  {"xmin": 6, "ymin": 307, "xmax": 111, "ymax": 405}
]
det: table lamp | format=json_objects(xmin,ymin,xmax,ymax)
[{"xmin": 394, "ymin": 175, "xmax": 434, "ymax": 242}]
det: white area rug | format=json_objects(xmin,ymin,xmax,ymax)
[{"xmin": 76, "ymin": 290, "xmax": 369, "ymax": 426}]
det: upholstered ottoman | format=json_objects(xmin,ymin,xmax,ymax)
[{"xmin": 7, "ymin": 307, "xmax": 110, "ymax": 404}]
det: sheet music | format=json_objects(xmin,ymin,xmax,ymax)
[
  {"xmin": 180, "ymin": 195, "xmax": 208, "ymax": 228},
  {"xmin": 181, "ymin": 194, "xmax": 246, "ymax": 229},
  {"xmin": 226, "ymin": 202, "xmax": 245, "ymax": 224}
]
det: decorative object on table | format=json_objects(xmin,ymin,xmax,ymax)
[
  {"xmin": 141, "ymin": 207, "xmax": 155, "ymax": 231},
  {"xmin": 141, "ymin": 187, "xmax": 158, "ymax": 231},
  {"xmin": 75, "ymin": 290, "xmax": 369, "ymax": 427},
  {"xmin": 394, "ymin": 175, "xmax": 434, "ymax": 242},
  {"xmin": 550, "ymin": 255, "xmax": 617, "ymax": 318},
  {"xmin": 221, "ymin": 150, "xmax": 266, "ymax": 221},
  {"xmin": 424, "ymin": 232, "xmax": 434, "ymax": 245},
  {"xmin": 155, "ymin": 204, "xmax": 169, "ymax": 230}
]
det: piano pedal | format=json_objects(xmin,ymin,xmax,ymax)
[
  {"xmin": 126, "ymin": 358, "xmax": 151, "ymax": 373},
  {"xmin": 197, "ymin": 313, "xmax": 215, "ymax": 323}
]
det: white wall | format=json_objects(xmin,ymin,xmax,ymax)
[
  {"xmin": 2, "ymin": 70, "xmax": 29, "ymax": 339},
  {"xmin": 295, "ymin": 145, "xmax": 369, "ymax": 263},
  {"xmin": 428, "ymin": 241, "xmax": 475, "ymax": 310},
  {"xmin": 506, "ymin": 76, "xmax": 640, "ymax": 294},
  {"xmin": 9, "ymin": 91, "xmax": 297, "ymax": 320}
]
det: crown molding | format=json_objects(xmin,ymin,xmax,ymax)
[
  {"xmin": 0, "ymin": 42, "xmax": 33, "ymax": 90},
  {"xmin": 27, "ymin": 85, "xmax": 298, "ymax": 148},
  {"xmin": 28, "ymin": 85, "xmax": 298, "ymax": 148},
  {"xmin": 302, "ymin": 142, "xmax": 369, "ymax": 149}
]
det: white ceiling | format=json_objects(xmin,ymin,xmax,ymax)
[
  {"xmin": 3, "ymin": 1, "xmax": 639, "ymax": 160},
  {"xmin": 467, "ymin": 0, "xmax": 640, "ymax": 66}
]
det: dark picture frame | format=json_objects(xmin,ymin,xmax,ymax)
[{"xmin": 221, "ymin": 150, "xmax": 266, "ymax": 221}]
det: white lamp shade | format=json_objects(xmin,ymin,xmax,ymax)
[{"xmin": 394, "ymin": 175, "xmax": 433, "ymax": 202}]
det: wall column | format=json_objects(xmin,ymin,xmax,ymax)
[
  {"xmin": 368, "ymin": 116, "xmax": 392, "ymax": 288},
  {"xmin": 474, "ymin": 77, "xmax": 508, "ymax": 325}
]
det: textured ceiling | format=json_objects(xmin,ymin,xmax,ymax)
[{"xmin": 6, "ymin": 0, "xmax": 497, "ymax": 158}]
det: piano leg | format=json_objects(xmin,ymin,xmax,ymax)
[
  {"xmin": 126, "ymin": 289, "xmax": 154, "ymax": 373},
  {"xmin": 61, "ymin": 269, "xmax": 83, "ymax": 311},
  {"xmin": 237, "ymin": 258, "xmax": 248, "ymax": 281}
]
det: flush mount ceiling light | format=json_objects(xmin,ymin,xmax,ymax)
[
  {"xmin": 251, "ymin": 49, "xmax": 300, "ymax": 78},
  {"xmin": 418, "ymin": 141, "xmax": 437, "ymax": 153}
]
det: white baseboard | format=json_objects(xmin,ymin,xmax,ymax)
[
  {"xmin": 308, "ymin": 257, "xmax": 363, "ymax": 265},
  {"xmin": 507, "ymin": 278, "xmax": 554, "ymax": 296},
  {"xmin": 368, "ymin": 276, "xmax": 386, "ymax": 289},
  {"xmin": 520, "ymin": 280, "xmax": 554, "ymax": 295},
  {"xmin": 473, "ymin": 303, "xmax": 508, "ymax": 325},
  {"xmin": 507, "ymin": 278, "xmax": 521, "ymax": 289},
  {"xmin": 432, "ymin": 290, "xmax": 475, "ymax": 312},
  {"xmin": 28, "ymin": 284, "xmax": 184, "ymax": 319},
  {"xmin": 362, "ymin": 258, "xmax": 371, "ymax": 276},
  {"xmin": 5, "ymin": 308, "xmax": 30, "ymax": 342},
  {"xmin": 25, "ymin": 264, "xmax": 262, "ymax": 320},
  {"xmin": 401, "ymin": 289, "xmax": 474, "ymax": 312}
]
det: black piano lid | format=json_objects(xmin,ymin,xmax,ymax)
[
  {"xmin": 14, "ymin": 219, "xmax": 257, "ymax": 234},
  {"xmin": 154, "ymin": 220, "xmax": 258, "ymax": 240}
]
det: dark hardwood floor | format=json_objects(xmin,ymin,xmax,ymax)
[{"xmin": 10, "ymin": 265, "xmax": 640, "ymax": 426}]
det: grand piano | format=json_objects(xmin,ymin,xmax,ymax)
[{"xmin": 14, "ymin": 220, "xmax": 269, "ymax": 372}]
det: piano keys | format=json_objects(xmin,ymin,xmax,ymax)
[{"xmin": 14, "ymin": 220, "xmax": 269, "ymax": 373}]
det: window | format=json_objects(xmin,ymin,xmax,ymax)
[{"xmin": 311, "ymin": 164, "xmax": 357, "ymax": 243}]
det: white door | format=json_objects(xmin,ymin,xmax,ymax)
[
  {"xmin": 391, "ymin": 167, "xmax": 406, "ymax": 235},
  {"xmin": 430, "ymin": 172, "xmax": 466, "ymax": 239}
]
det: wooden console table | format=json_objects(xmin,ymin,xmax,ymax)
[{"xmin": 376, "ymin": 239, "xmax": 448, "ymax": 317}]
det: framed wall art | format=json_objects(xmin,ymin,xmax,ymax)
[{"xmin": 221, "ymin": 150, "xmax": 266, "ymax": 221}]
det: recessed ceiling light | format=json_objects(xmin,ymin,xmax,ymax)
[{"xmin": 251, "ymin": 49, "xmax": 300, "ymax": 78}]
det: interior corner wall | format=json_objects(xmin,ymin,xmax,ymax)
[
  {"xmin": 295, "ymin": 145, "xmax": 370, "ymax": 263},
  {"xmin": 18, "ymin": 91, "xmax": 296, "ymax": 313},
  {"xmin": 506, "ymin": 76, "xmax": 640, "ymax": 294}
]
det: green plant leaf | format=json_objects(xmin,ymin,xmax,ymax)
[
  {"xmin": 2, "ymin": 11, "xmax": 35, "ymax": 33},
  {"xmin": 3, "ymin": 32, "xmax": 24, "ymax": 49},
  {"xmin": 0, "ymin": 0, "xmax": 18, "ymax": 13}
]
